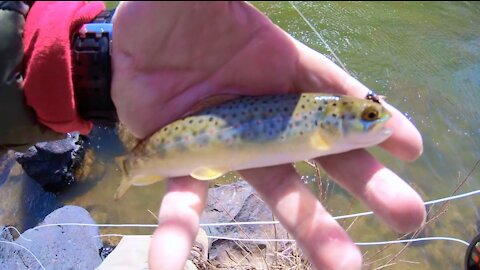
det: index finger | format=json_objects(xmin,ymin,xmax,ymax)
[{"xmin": 292, "ymin": 40, "xmax": 423, "ymax": 161}]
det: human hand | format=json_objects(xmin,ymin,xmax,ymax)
[{"xmin": 111, "ymin": 2, "xmax": 425, "ymax": 270}]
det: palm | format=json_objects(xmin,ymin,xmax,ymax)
[
  {"xmin": 111, "ymin": 2, "xmax": 425, "ymax": 270},
  {"xmin": 112, "ymin": 2, "xmax": 301, "ymax": 139}
]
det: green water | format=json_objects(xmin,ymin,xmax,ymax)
[{"xmin": 2, "ymin": 2, "xmax": 480, "ymax": 269}]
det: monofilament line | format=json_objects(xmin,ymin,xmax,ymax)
[
  {"xmin": 90, "ymin": 234, "xmax": 469, "ymax": 247},
  {"xmin": 288, "ymin": 1, "xmax": 350, "ymax": 73},
  {"xmin": 27, "ymin": 187, "xmax": 480, "ymax": 230}
]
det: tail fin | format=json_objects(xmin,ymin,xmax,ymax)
[
  {"xmin": 114, "ymin": 156, "xmax": 131, "ymax": 200},
  {"xmin": 113, "ymin": 156, "xmax": 167, "ymax": 200}
]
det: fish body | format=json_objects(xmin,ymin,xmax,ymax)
[{"xmin": 114, "ymin": 93, "xmax": 392, "ymax": 199}]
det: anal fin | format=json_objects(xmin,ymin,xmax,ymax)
[{"xmin": 190, "ymin": 167, "xmax": 229, "ymax": 180}]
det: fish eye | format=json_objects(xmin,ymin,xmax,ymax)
[{"xmin": 361, "ymin": 106, "xmax": 380, "ymax": 122}]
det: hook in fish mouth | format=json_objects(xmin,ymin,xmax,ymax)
[{"xmin": 366, "ymin": 90, "xmax": 382, "ymax": 104}]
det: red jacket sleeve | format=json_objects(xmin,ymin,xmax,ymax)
[{"xmin": 23, "ymin": 1, "xmax": 106, "ymax": 135}]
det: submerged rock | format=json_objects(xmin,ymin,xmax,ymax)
[
  {"xmin": 0, "ymin": 152, "xmax": 59, "ymax": 232},
  {"xmin": 201, "ymin": 181, "xmax": 290, "ymax": 268},
  {"xmin": 14, "ymin": 133, "xmax": 87, "ymax": 192}
]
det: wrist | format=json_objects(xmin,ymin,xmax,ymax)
[{"xmin": 72, "ymin": 9, "xmax": 118, "ymax": 127}]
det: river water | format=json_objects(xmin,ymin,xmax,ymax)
[{"xmin": 1, "ymin": 2, "xmax": 479, "ymax": 269}]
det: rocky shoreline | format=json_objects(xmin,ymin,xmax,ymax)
[
  {"xmin": 0, "ymin": 132, "xmax": 308, "ymax": 269},
  {"xmin": 0, "ymin": 181, "xmax": 302, "ymax": 270}
]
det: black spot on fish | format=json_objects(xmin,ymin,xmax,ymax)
[
  {"xmin": 318, "ymin": 106, "xmax": 324, "ymax": 111},
  {"xmin": 189, "ymin": 119, "xmax": 193, "ymax": 124},
  {"xmin": 350, "ymin": 114, "xmax": 356, "ymax": 120},
  {"xmin": 314, "ymin": 120, "xmax": 318, "ymax": 126},
  {"xmin": 299, "ymin": 131, "xmax": 303, "ymax": 136},
  {"xmin": 303, "ymin": 115, "xmax": 308, "ymax": 120},
  {"xmin": 323, "ymin": 101, "xmax": 328, "ymax": 105},
  {"xmin": 332, "ymin": 103, "xmax": 337, "ymax": 106},
  {"xmin": 209, "ymin": 117, "xmax": 213, "ymax": 122},
  {"xmin": 343, "ymin": 102, "xmax": 348, "ymax": 105},
  {"xmin": 332, "ymin": 113, "xmax": 337, "ymax": 117},
  {"xmin": 301, "ymin": 105, "xmax": 305, "ymax": 109},
  {"xmin": 175, "ymin": 126, "xmax": 179, "ymax": 130}
]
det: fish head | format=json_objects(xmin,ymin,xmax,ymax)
[{"xmin": 316, "ymin": 95, "xmax": 393, "ymax": 149}]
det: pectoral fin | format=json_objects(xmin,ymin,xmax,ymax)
[
  {"xmin": 310, "ymin": 132, "xmax": 331, "ymax": 151},
  {"xmin": 190, "ymin": 167, "xmax": 229, "ymax": 180}
]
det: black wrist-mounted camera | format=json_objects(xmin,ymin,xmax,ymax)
[{"xmin": 71, "ymin": 9, "xmax": 117, "ymax": 126}]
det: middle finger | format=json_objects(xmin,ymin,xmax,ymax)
[{"xmin": 240, "ymin": 164, "xmax": 363, "ymax": 270}]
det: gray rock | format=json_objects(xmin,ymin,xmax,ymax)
[
  {"xmin": 0, "ymin": 226, "xmax": 14, "ymax": 241},
  {"xmin": 15, "ymin": 133, "xmax": 87, "ymax": 192},
  {"xmin": 0, "ymin": 205, "xmax": 103, "ymax": 270},
  {"xmin": 0, "ymin": 226, "xmax": 29, "ymax": 270}
]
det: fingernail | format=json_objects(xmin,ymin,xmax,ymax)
[{"xmin": 337, "ymin": 246, "xmax": 362, "ymax": 270}]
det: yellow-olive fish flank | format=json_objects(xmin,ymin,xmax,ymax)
[{"xmin": 114, "ymin": 93, "xmax": 392, "ymax": 199}]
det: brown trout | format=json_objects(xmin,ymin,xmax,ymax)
[{"xmin": 114, "ymin": 93, "xmax": 392, "ymax": 199}]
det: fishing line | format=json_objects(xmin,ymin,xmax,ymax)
[
  {"xmin": 91, "ymin": 233, "xmax": 468, "ymax": 247},
  {"xmin": 1, "ymin": 226, "xmax": 32, "ymax": 242},
  {"xmin": 23, "ymin": 187, "xmax": 480, "ymax": 231},
  {"xmin": 288, "ymin": 1, "xmax": 350, "ymax": 73}
]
